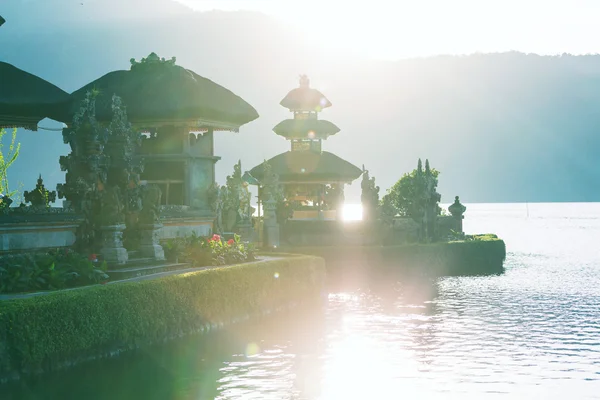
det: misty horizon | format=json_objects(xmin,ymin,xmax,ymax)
[{"xmin": 2, "ymin": 0, "xmax": 600, "ymax": 204}]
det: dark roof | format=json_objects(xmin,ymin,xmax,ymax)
[
  {"xmin": 249, "ymin": 151, "xmax": 362, "ymax": 183},
  {"xmin": 0, "ymin": 62, "xmax": 69, "ymax": 131},
  {"xmin": 51, "ymin": 53, "xmax": 259, "ymax": 131},
  {"xmin": 280, "ymin": 75, "xmax": 332, "ymax": 112},
  {"xmin": 273, "ymin": 119, "xmax": 340, "ymax": 139}
]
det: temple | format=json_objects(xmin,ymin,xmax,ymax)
[{"xmin": 249, "ymin": 75, "xmax": 362, "ymax": 221}]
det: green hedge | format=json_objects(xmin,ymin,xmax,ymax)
[
  {"xmin": 0, "ymin": 255, "xmax": 325, "ymax": 380},
  {"xmin": 284, "ymin": 235, "xmax": 507, "ymax": 277}
]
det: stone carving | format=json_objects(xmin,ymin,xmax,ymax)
[
  {"xmin": 449, "ymin": 196, "xmax": 466, "ymax": 218},
  {"xmin": 448, "ymin": 195, "xmax": 467, "ymax": 235},
  {"xmin": 263, "ymin": 194, "xmax": 280, "ymax": 248},
  {"xmin": 96, "ymin": 185, "xmax": 128, "ymax": 264},
  {"xmin": 24, "ymin": 175, "xmax": 56, "ymax": 208},
  {"xmin": 361, "ymin": 165, "xmax": 380, "ymax": 222},
  {"xmin": 0, "ymin": 193, "xmax": 12, "ymax": 213},
  {"xmin": 208, "ymin": 183, "xmax": 225, "ymax": 235},
  {"xmin": 136, "ymin": 184, "xmax": 165, "ymax": 260},
  {"xmin": 220, "ymin": 160, "xmax": 253, "ymax": 232},
  {"xmin": 57, "ymin": 92, "xmax": 142, "ymax": 255},
  {"xmin": 139, "ymin": 184, "xmax": 162, "ymax": 225},
  {"xmin": 100, "ymin": 223, "xmax": 128, "ymax": 265},
  {"xmin": 99, "ymin": 186, "xmax": 125, "ymax": 226},
  {"xmin": 260, "ymin": 160, "xmax": 292, "ymax": 225},
  {"xmin": 412, "ymin": 159, "xmax": 441, "ymax": 242}
]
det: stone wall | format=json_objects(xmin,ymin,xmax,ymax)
[
  {"xmin": 436, "ymin": 216, "xmax": 461, "ymax": 239},
  {"xmin": 0, "ymin": 212, "xmax": 82, "ymax": 253},
  {"xmin": 158, "ymin": 206, "xmax": 215, "ymax": 239},
  {"xmin": 281, "ymin": 220, "xmax": 379, "ymax": 247}
]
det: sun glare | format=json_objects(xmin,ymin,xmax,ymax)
[
  {"xmin": 177, "ymin": 0, "xmax": 434, "ymax": 60},
  {"xmin": 343, "ymin": 204, "xmax": 363, "ymax": 221}
]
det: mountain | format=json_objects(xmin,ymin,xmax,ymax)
[{"xmin": 2, "ymin": 0, "xmax": 600, "ymax": 204}]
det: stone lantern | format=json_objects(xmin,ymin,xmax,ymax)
[{"xmin": 448, "ymin": 196, "xmax": 467, "ymax": 235}]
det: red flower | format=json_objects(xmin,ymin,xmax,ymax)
[
  {"xmin": 88, "ymin": 254, "xmax": 98, "ymax": 261},
  {"xmin": 211, "ymin": 234, "xmax": 221, "ymax": 242},
  {"xmin": 227, "ymin": 239, "xmax": 235, "ymax": 245}
]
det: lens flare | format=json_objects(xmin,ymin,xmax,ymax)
[
  {"xmin": 274, "ymin": 272, "xmax": 280, "ymax": 279},
  {"xmin": 307, "ymin": 130, "xmax": 316, "ymax": 139},
  {"xmin": 245, "ymin": 342, "xmax": 260, "ymax": 357}
]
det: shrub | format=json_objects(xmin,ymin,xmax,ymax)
[
  {"xmin": 0, "ymin": 249, "xmax": 108, "ymax": 294},
  {"xmin": 286, "ymin": 236, "xmax": 507, "ymax": 277},
  {"xmin": 163, "ymin": 233, "xmax": 256, "ymax": 266},
  {"xmin": 0, "ymin": 255, "xmax": 325, "ymax": 379}
]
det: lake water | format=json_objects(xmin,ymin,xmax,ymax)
[{"xmin": 4, "ymin": 203, "xmax": 600, "ymax": 399}]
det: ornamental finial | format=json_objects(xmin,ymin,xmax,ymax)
[{"xmin": 299, "ymin": 74, "xmax": 310, "ymax": 88}]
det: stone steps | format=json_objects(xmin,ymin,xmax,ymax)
[{"xmin": 107, "ymin": 262, "xmax": 191, "ymax": 281}]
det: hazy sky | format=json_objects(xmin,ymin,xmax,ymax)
[{"xmin": 177, "ymin": 0, "xmax": 600, "ymax": 59}]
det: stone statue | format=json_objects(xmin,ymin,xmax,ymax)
[
  {"xmin": 139, "ymin": 184, "xmax": 162, "ymax": 225},
  {"xmin": 361, "ymin": 166, "xmax": 380, "ymax": 221},
  {"xmin": 208, "ymin": 183, "xmax": 225, "ymax": 235}
]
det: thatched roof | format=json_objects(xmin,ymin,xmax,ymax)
[
  {"xmin": 52, "ymin": 53, "xmax": 259, "ymax": 131},
  {"xmin": 0, "ymin": 62, "xmax": 70, "ymax": 131},
  {"xmin": 280, "ymin": 75, "xmax": 332, "ymax": 112},
  {"xmin": 250, "ymin": 151, "xmax": 362, "ymax": 184},
  {"xmin": 273, "ymin": 119, "xmax": 340, "ymax": 139}
]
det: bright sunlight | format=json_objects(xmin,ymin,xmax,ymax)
[{"xmin": 176, "ymin": 0, "xmax": 600, "ymax": 59}]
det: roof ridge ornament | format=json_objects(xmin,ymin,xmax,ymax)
[
  {"xmin": 299, "ymin": 74, "xmax": 310, "ymax": 88},
  {"xmin": 130, "ymin": 52, "xmax": 177, "ymax": 70}
]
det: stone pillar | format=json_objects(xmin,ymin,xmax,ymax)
[
  {"xmin": 263, "ymin": 195, "xmax": 280, "ymax": 248},
  {"xmin": 336, "ymin": 184, "xmax": 345, "ymax": 222},
  {"xmin": 138, "ymin": 223, "xmax": 166, "ymax": 260},
  {"xmin": 100, "ymin": 224, "xmax": 129, "ymax": 265},
  {"xmin": 448, "ymin": 196, "xmax": 467, "ymax": 235}
]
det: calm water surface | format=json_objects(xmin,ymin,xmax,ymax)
[{"xmin": 5, "ymin": 203, "xmax": 600, "ymax": 399}]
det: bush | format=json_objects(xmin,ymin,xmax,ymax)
[
  {"xmin": 0, "ymin": 249, "xmax": 108, "ymax": 294},
  {"xmin": 163, "ymin": 233, "xmax": 256, "ymax": 266},
  {"xmin": 286, "ymin": 236, "xmax": 507, "ymax": 277},
  {"xmin": 0, "ymin": 255, "xmax": 325, "ymax": 379}
]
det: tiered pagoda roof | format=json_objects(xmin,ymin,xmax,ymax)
[
  {"xmin": 280, "ymin": 75, "xmax": 332, "ymax": 112},
  {"xmin": 251, "ymin": 75, "xmax": 361, "ymax": 184},
  {"xmin": 250, "ymin": 151, "xmax": 362, "ymax": 183},
  {"xmin": 273, "ymin": 119, "xmax": 340, "ymax": 140}
]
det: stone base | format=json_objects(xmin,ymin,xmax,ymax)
[
  {"xmin": 139, "ymin": 223, "xmax": 165, "ymax": 261},
  {"xmin": 236, "ymin": 222, "xmax": 255, "ymax": 242},
  {"xmin": 101, "ymin": 247, "xmax": 129, "ymax": 265},
  {"xmin": 100, "ymin": 224, "xmax": 129, "ymax": 265},
  {"xmin": 139, "ymin": 244, "xmax": 165, "ymax": 260},
  {"xmin": 264, "ymin": 224, "xmax": 280, "ymax": 248}
]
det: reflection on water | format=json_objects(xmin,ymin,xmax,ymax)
[{"xmin": 5, "ymin": 203, "xmax": 600, "ymax": 399}]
